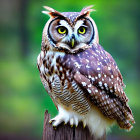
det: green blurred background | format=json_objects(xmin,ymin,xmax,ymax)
[{"xmin": 0, "ymin": 0, "xmax": 140, "ymax": 140}]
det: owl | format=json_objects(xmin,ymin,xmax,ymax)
[{"xmin": 37, "ymin": 6, "xmax": 135, "ymax": 138}]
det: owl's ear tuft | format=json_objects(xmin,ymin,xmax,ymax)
[
  {"xmin": 42, "ymin": 6, "xmax": 64, "ymax": 18},
  {"xmin": 80, "ymin": 5, "xmax": 95, "ymax": 17}
]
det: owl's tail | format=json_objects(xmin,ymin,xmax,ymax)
[{"xmin": 117, "ymin": 104, "xmax": 135, "ymax": 131}]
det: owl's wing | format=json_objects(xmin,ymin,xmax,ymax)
[
  {"xmin": 75, "ymin": 44, "xmax": 128, "ymax": 103},
  {"xmin": 72, "ymin": 44, "xmax": 134, "ymax": 130}
]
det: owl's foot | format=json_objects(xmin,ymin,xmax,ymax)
[
  {"xmin": 49, "ymin": 106, "xmax": 80, "ymax": 128},
  {"xmin": 49, "ymin": 114, "xmax": 69, "ymax": 127},
  {"xmin": 49, "ymin": 113, "xmax": 79, "ymax": 128},
  {"xmin": 70, "ymin": 117, "xmax": 79, "ymax": 127}
]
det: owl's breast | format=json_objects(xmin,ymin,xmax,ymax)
[
  {"xmin": 38, "ymin": 50, "xmax": 72, "ymax": 99},
  {"xmin": 37, "ymin": 50, "xmax": 91, "ymax": 114},
  {"xmin": 37, "ymin": 50, "xmax": 65, "ymax": 94},
  {"xmin": 38, "ymin": 50, "xmax": 66, "ymax": 75}
]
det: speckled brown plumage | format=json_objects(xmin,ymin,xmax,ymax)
[
  {"xmin": 37, "ymin": 5, "xmax": 135, "ymax": 137},
  {"xmin": 38, "ymin": 42, "xmax": 134, "ymax": 129}
]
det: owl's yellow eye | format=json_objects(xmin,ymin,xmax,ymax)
[
  {"xmin": 57, "ymin": 27, "xmax": 67, "ymax": 34},
  {"xmin": 78, "ymin": 26, "xmax": 86, "ymax": 34}
]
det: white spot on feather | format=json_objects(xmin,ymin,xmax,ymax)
[
  {"xmin": 40, "ymin": 64, "xmax": 44, "ymax": 73},
  {"xmin": 59, "ymin": 66, "xmax": 63, "ymax": 71},
  {"xmin": 110, "ymin": 89, "xmax": 113, "ymax": 93},
  {"xmin": 111, "ymin": 75, "xmax": 114, "ymax": 78},
  {"xmin": 104, "ymin": 83, "xmax": 108, "ymax": 88},
  {"xmin": 88, "ymin": 84, "xmax": 92, "ymax": 88},
  {"xmin": 40, "ymin": 51, "xmax": 45, "ymax": 58},
  {"xmin": 87, "ymin": 88, "xmax": 92, "ymax": 93},
  {"xmin": 88, "ymin": 75, "xmax": 92, "ymax": 78},
  {"xmin": 86, "ymin": 64, "xmax": 90, "ymax": 68},
  {"xmin": 99, "ymin": 81, "xmax": 102, "ymax": 85},
  {"xmin": 74, "ymin": 62, "xmax": 81, "ymax": 68},
  {"xmin": 95, "ymin": 77, "xmax": 98, "ymax": 79},
  {"xmin": 108, "ymin": 67, "xmax": 111, "ymax": 70},
  {"xmin": 95, "ymin": 89, "xmax": 98, "ymax": 93},
  {"xmin": 82, "ymin": 82, "xmax": 87, "ymax": 86},
  {"xmin": 91, "ymin": 77, "xmax": 95, "ymax": 81},
  {"xmin": 98, "ymin": 74, "xmax": 101, "ymax": 78}
]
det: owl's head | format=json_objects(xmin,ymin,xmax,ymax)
[{"xmin": 42, "ymin": 6, "xmax": 99, "ymax": 53}]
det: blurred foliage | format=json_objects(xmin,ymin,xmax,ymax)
[{"xmin": 0, "ymin": 0, "xmax": 140, "ymax": 139}]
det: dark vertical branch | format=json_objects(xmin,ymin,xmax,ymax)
[
  {"xmin": 19, "ymin": 0, "xmax": 29, "ymax": 56},
  {"xmin": 133, "ymin": 7, "xmax": 140, "ymax": 80},
  {"xmin": 43, "ymin": 110, "xmax": 106, "ymax": 140}
]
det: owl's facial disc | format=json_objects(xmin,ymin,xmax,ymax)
[{"xmin": 48, "ymin": 17, "xmax": 94, "ymax": 53}]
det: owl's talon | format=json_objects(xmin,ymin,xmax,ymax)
[
  {"xmin": 70, "ymin": 118, "xmax": 74, "ymax": 126},
  {"xmin": 64, "ymin": 119, "xmax": 69, "ymax": 125},
  {"xmin": 83, "ymin": 120, "xmax": 86, "ymax": 128},
  {"xmin": 83, "ymin": 124, "xmax": 86, "ymax": 128},
  {"xmin": 75, "ymin": 117, "xmax": 78, "ymax": 127},
  {"xmin": 52, "ymin": 124, "xmax": 56, "ymax": 127},
  {"xmin": 53, "ymin": 126, "xmax": 57, "ymax": 130},
  {"xmin": 49, "ymin": 116, "xmax": 58, "ymax": 123},
  {"xmin": 49, "ymin": 106, "xmax": 81, "ymax": 130}
]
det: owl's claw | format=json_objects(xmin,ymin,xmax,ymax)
[
  {"xmin": 64, "ymin": 118, "xmax": 69, "ymax": 125},
  {"xmin": 50, "ymin": 111, "xmax": 86, "ymax": 129},
  {"xmin": 49, "ymin": 115, "xmax": 79, "ymax": 128},
  {"xmin": 49, "ymin": 120, "xmax": 53, "ymax": 124},
  {"xmin": 70, "ymin": 118, "xmax": 74, "ymax": 127},
  {"xmin": 49, "ymin": 112, "xmax": 69, "ymax": 128},
  {"xmin": 49, "ymin": 117, "xmax": 57, "ymax": 124},
  {"xmin": 52, "ymin": 116, "xmax": 63, "ymax": 127},
  {"xmin": 75, "ymin": 117, "xmax": 78, "ymax": 127},
  {"xmin": 53, "ymin": 125, "xmax": 57, "ymax": 130},
  {"xmin": 83, "ymin": 120, "xmax": 86, "ymax": 128},
  {"xmin": 49, "ymin": 112, "xmax": 86, "ymax": 129}
]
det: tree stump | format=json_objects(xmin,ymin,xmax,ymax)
[{"xmin": 43, "ymin": 110, "xmax": 106, "ymax": 140}]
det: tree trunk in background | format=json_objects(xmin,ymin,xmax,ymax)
[
  {"xmin": 19, "ymin": 0, "xmax": 29, "ymax": 56},
  {"xmin": 43, "ymin": 110, "xmax": 106, "ymax": 140}
]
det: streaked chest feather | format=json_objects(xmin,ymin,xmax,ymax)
[
  {"xmin": 39, "ymin": 50, "xmax": 65, "ymax": 76},
  {"xmin": 38, "ymin": 50, "xmax": 91, "ymax": 114}
]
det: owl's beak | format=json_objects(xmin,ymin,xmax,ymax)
[
  {"xmin": 69, "ymin": 35, "xmax": 77, "ymax": 48},
  {"xmin": 71, "ymin": 38, "xmax": 75, "ymax": 48}
]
